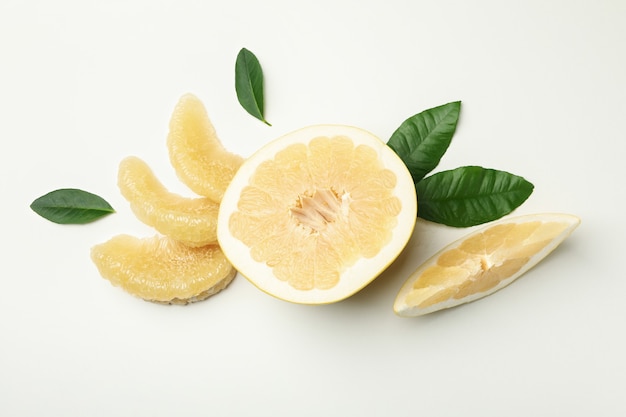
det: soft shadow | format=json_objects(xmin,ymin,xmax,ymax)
[{"xmin": 334, "ymin": 219, "xmax": 466, "ymax": 311}]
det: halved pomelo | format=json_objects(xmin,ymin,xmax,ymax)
[
  {"xmin": 217, "ymin": 124, "xmax": 418, "ymax": 304},
  {"xmin": 394, "ymin": 213, "xmax": 581, "ymax": 317},
  {"xmin": 167, "ymin": 93, "xmax": 244, "ymax": 202},
  {"xmin": 91, "ymin": 234, "xmax": 236, "ymax": 304},
  {"xmin": 118, "ymin": 156, "xmax": 219, "ymax": 247}
]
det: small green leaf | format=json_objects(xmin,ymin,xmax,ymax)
[
  {"xmin": 416, "ymin": 166, "xmax": 534, "ymax": 227},
  {"xmin": 30, "ymin": 188, "xmax": 115, "ymax": 224},
  {"xmin": 387, "ymin": 101, "xmax": 461, "ymax": 183},
  {"xmin": 235, "ymin": 48, "xmax": 271, "ymax": 126}
]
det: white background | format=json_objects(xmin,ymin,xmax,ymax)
[{"xmin": 1, "ymin": 1, "xmax": 625, "ymax": 416}]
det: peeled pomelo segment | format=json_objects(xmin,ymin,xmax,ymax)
[
  {"xmin": 217, "ymin": 124, "xmax": 417, "ymax": 305},
  {"xmin": 394, "ymin": 213, "xmax": 581, "ymax": 317},
  {"xmin": 167, "ymin": 93, "xmax": 244, "ymax": 202},
  {"xmin": 118, "ymin": 156, "xmax": 219, "ymax": 247},
  {"xmin": 91, "ymin": 234, "xmax": 236, "ymax": 304}
]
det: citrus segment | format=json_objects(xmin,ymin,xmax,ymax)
[
  {"xmin": 167, "ymin": 93, "xmax": 244, "ymax": 202},
  {"xmin": 394, "ymin": 213, "xmax": 580, "ymax": 317},
  {"xmin": 91, "ymin": 234, "xmax": 236, "ymax": 304},
  {"xmin": 217, "ymin": 124, "xmax": 417, "ymax": 304},
  {"xmin": 118, "ymin": 156, "xmax": 219, "ymax": 247}
]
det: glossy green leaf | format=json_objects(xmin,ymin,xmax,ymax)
[
  {"xmin": 387, "ymin": 101, "xmax": 461, "ymax": 183},
  {"xmin": 235, "ymin": 48, "xmax": 270, "ymax": 126},
  {"xmin": 30, "ymin": 188, "xmax": 115, "ymax": 224},
  {"xmin": 416, "ymin": 166, "xmax": 534, "ymax": 227}
]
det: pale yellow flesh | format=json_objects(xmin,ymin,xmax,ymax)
[
  {"xmin": 118, "ymin": 156, "xmax": 219, "ymax": 247},
  {"xmin": 167, "ymin": 93, "xmax": 244, "ymax": 202},
  {"xmin": 91, "ymin": 235, "xmax": 236, "ymax": 303},
  {"xmin": 395, "ymin": 214, "xmax": 580, "ymax": 317},
  {"xmin": 228, "ymin": 135, "xmax": 402, "ymax": 291},
  {"xmin": 92, "ymin": 94, "xmax": 240, "ymax": 304}
]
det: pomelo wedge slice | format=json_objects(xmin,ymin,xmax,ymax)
[
  {"xmin": 217, "ymin": 124, "xmax": 417, "ymax": 304},
  {"xmin": 91, "ymin": 235, "xmax": 236, "ymax": 304},
  {"xmin": 118, "ymin": 156, "xmax": 219, "ymax": 247},
  {"xmin": 167, "ymin": 93, "xmax": 244, "ymax": 202},
  {"xmin": 393, "ymin": 213, "xmax": 580, "ymax": 317}
]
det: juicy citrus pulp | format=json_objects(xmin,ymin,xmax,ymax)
[
  {"xmin": 393, "ymin": 213, "xmax": 580, "ymax": 317},
  {"xmin": 167, "ymin": 93, "xmax": 244, "ymax": 202},
  {"xmin": 217, "ymin": 124, "xmax": 417, "ymax": 304},
  {"xmin": 118, "ymin": 156, "xmax": 219, "ymax": 247},
  {"xmin": 91, "ymin": 235, "xmax": 236, "ymax": 304},
  {"xmin": 91, "ymin": 93, "xmax": 238, "ymax": 304}
]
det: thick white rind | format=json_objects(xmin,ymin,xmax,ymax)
[
  {"xmin": 217, "ymin": 124, "xmax": 418, "ymax": 304},
  {"xmin": 393, "ymin": 213, "xmax": 581, "ymax": 317}
]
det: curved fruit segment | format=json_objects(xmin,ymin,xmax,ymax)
[
  {"xmin": 167, "ymin": 93, "xmax": 244, "ymax": 202},
  {"xmin": 118, "ymin": 156, "xmax": 219, "ymax": 247},
  {"xmin": 217, "ymin": 124, "xmax": 417, "ymax": 305},
  {"xmin": 91, "ymin": 234, "xmax": 236, "ymax": 304},
  {"xmin": 394, "ymin": 213, "xmax": 581, "ymax": 317}
]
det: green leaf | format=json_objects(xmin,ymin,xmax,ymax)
[
  {"xmin": 416, "ymin": 166, "xmax": 534, "ymax": 227},
  {"xmin": 235, "ymin": 48, "xmax": 271, "ymax": 126},
  {"xmin": 387, "ymin": 101, "xmax": 461, "ymax": 183},
  {"xmin": 30, "ymin": 188, "xmax": 115, "ymax": 224}
]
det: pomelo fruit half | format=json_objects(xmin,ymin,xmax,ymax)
[{"xmin": 217, "ymin": 124, "xmax": 418, "ymax": 304}]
